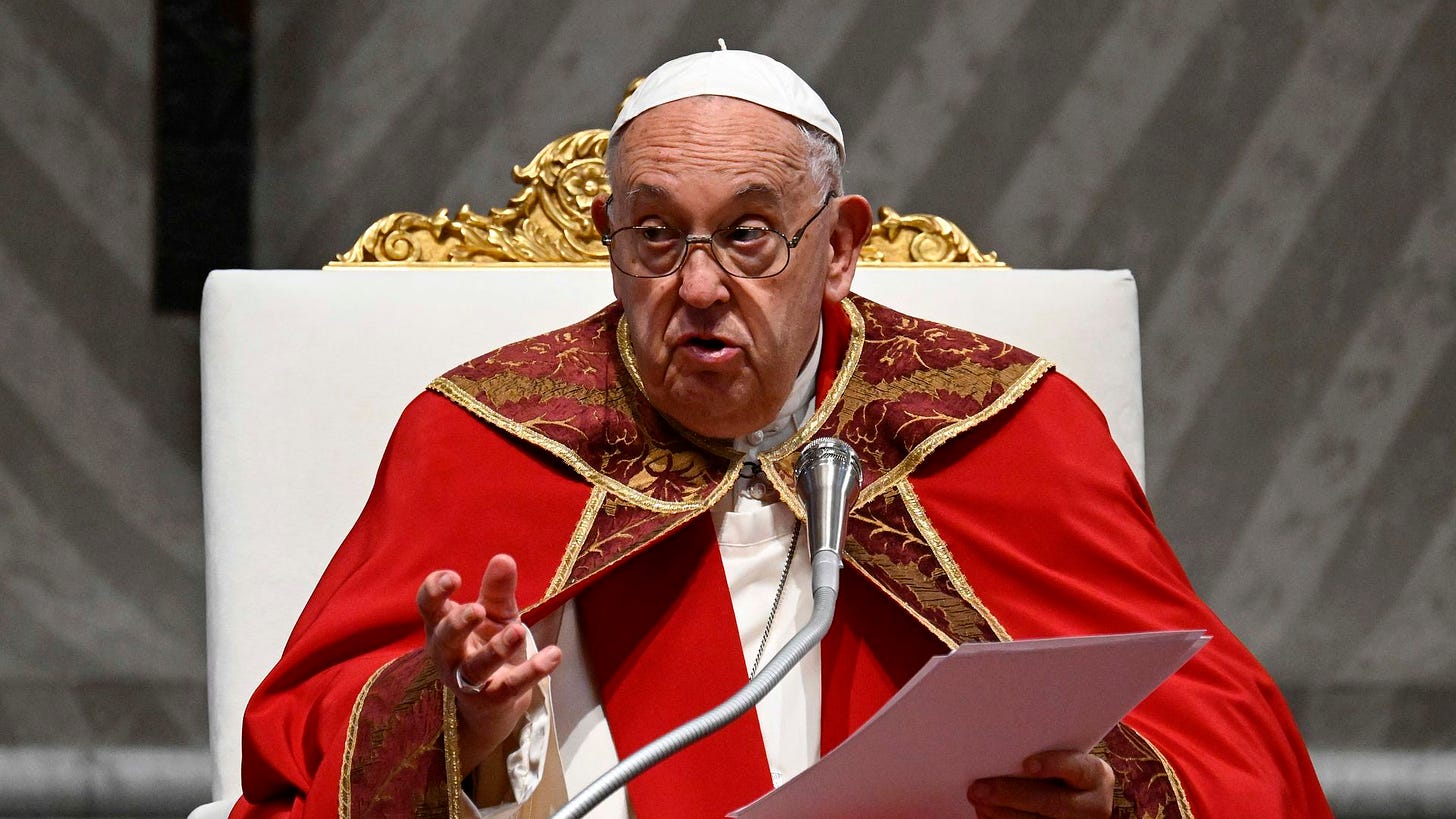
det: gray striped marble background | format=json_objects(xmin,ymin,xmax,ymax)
[{"xmin": 1, "ymin": 0, "xmax": 1454, "ymax": 814}]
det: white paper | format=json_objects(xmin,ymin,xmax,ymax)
[{"xmin": 730, "ymin": 630, "xmax": 1209, "ymax": 818}]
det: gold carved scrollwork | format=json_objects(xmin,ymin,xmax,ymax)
[
  {"xmin": 335, "ymin": 128, "xmax": 1006, "ymax": 267},
  {"xmin": 336, "ymin": 130, "xmax": 611, "ymax": 264},
  {"xmin": 860, "ymin": 207, "xmax": 1005, "ymax": 266}
]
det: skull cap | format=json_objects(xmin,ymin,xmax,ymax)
[{"xmin": 611, "ymin": 45, "xmax": 844, "ymax": 157}]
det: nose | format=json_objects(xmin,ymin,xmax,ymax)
[{"xmin": 677, "ymin": 241, "xmax": 731, "ymax": 308}]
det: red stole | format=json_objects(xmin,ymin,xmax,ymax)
[{"xmin": 563, "ymin": 301, "xmax": 948, "ymax": 814}]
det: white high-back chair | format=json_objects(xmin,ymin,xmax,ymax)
[{"xmin": 192, "ymin": 129, "xmax": 1145, "ymax": 815}]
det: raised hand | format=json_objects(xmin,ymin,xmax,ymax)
[{"xmin": 416, "ymin": 554, "xmax": 563, "ymax": 772}]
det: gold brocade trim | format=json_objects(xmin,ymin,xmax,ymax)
[
  {"xmin": 611, "ymin": 317, "xmax": 735, "ymax": 462},
  {"xmin": 539, "ymin": 486, "xmax": 607, "ymax": 603},
  {"xmin": 443, "ymin": 688, "xmax": 462, "ymax": 819},
  {"xmin": 896, "ymin": 480, "xmax": 1011, "ymax": 642},
  {"xmin": 757, "ymin": 298, "xmax": 867, "ymax": 521},
  {"xmin": 338, "ymin": 657, "xmax": 399, "ymax": 819},
  {"xmin": 857, "ymin": 357, "xmax": 1054, "ymax": 505},
  {"xmin": 842, "ymin": 545, "xmax": 958, "ymax": 650},
  {"xmin": 428, "ymin": 377, "xmax": 734, "ymax": 514},
  {"xmin": 543, "ymin": 506, "xmax": 705, "ymax": 605},
  {"xmin": 1134, "ymin": 724, "xmax": 1196, "ymax": 819}
]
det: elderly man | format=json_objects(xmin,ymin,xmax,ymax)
[{"xmin": 236, "ymin": 49, "xmax": 1331, "ymax": 818}]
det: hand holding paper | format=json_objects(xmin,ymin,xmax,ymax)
[{"xmin": 731, "ymin": 630, "xmax": 1209, "ymax": 818}]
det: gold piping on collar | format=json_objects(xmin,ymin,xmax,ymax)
[
  {"xmin": 857, "ymin": 357, "xmax": 1054, "ymax": 505},
  {"xmin": 613, "ymin": 298, "xmax": 868, "ymax": 473},
  {"xmin": 897, "ymin": 479, "xmax": 1011, "ymax": 642},
  {"xmin": 429, "ymin": 377, "xmax": 738, "ymax": 514},
  {"xmin": 339, "ymin": 657, "xmax": 399, "ymax": 819},
  {"xmin": 763, "ymin": 463, "xmax": 804, "ymax": 522},
  {"xmin": 611, "ymin": 315, "xmax": 750, "ymax": 457},
  {"xmin": 758, "ymin": 299, "xmax": 866, "ymax": 523}
]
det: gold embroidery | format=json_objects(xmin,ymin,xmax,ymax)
[
  {"xmin": 897, "ymin": 480, "xmax": 1012, "ymax": 642},
  {"xmin": 539, "ymin": 486, "xmax": 607, "ymax": 603},
  {"xmin": 1134, "ymin": 724, "xmax": 1196, "ymax": 819},
  {"xmin": 758, "ymin": 299, "xmax": 868, "ymax": 522},
  {"xmin": 429, "ymin": 376, "xmax": 734, "ymax": 514},
  {"xmin": 847, "ymin": 493, "xmax": 1002, "ymax": 645},
  {"xmin": 443, "ymin": 688, "xmax": 462, "ymax": 819},
  {"xmin": 612, "ymin": 318, "xmax": 653, "ymax": 424},
  {"xmin": 339, "ymin": 657, "xmax": 399, "ymax": 819},
  {"xmin": 565, "ymin": 509, "xmax": 701, "ymax": 591},
  {"xmin": 841, "ymin": 542, "xmax": 958, "ymax": 649},
  {"xmin": 857, "ymin": 358, "xmax": 1053, "ymax": 504}
]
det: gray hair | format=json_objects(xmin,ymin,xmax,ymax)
[
  {"xmin": 796, "ymin": 121, "xmax": 844, "ymax": 197},
  {"xmin": 604, "ymin": 112, "xmax": 846, "ymax": 202}
]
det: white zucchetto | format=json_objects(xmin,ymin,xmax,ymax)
[{"xmin": 611, "ymin": 45, "xmax": 844, "ymax": 157}]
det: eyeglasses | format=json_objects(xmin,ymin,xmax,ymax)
[{"xmin": 602, "ymin": 191, "xmax": 836, "ymax": 279}]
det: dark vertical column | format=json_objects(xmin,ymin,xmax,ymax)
[{"xmin": 154, "ymin": 0, "xmax": 253, "ymax": 312}]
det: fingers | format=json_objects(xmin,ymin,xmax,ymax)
[
  {"xmin": 457, "ymin": 634, "xmax": 563, "ymax": 698},
  {"xmin": 1023, "ymin": 750, "xmax": 1113, "ymax": 792},
  {"xmin": 477, "ymin": 554, "xmax": 522, "ymax": 624},
  {"xmin": 968, "ymin": 805, "xmax": 1041, "ymax": 819},
  {"xmin": 433, "ymin": 598, "xmax": 487, "ymax": 668},
  {"xmin": 455, "ymin": 620, "xmax": 528, "ymax": 690},
  {"xmin": 968, "ymin": 751, "xmax": 1113, "ymax": 819},
  {"xmin": 418, "ymin": 559, "xmax": 556, "ymax": 701},
  {"xmin": 492, "ymin": 643, "xmax": 563, "ymax": 693},
  {"xmin": 417, "ymin": 570, "xmax": 462, "ymax": 633}
]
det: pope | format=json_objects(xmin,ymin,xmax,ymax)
[{"xmin": 235, "ymin": 47, "xmax": 1332, "ymax": 818}]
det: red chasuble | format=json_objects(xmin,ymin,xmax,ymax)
[{"xmin": 234, "ymin": 296, "xmax": 1331, "ymax": 819}]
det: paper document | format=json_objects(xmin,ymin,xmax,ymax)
[{"xmin": 730, "ymin": 629, "xmax": 1209, "ymax": 818}]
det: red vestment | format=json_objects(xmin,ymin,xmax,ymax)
[{"xmin": 235, "ymin": 296, "xmax": 1330, "ymax": 818}]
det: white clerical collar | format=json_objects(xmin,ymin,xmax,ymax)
[{"xmin": 734, "ymin": 323, "xmax": 823, "ymax": 462}]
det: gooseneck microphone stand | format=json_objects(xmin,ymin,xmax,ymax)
[{"xmin": 551, "ymin": 438, "xmax": 862, "ymax": 819}]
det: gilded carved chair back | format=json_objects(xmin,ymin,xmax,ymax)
[{"xmin": 335, "ymin": 127, "xmax": 1005, "ymax": 267}]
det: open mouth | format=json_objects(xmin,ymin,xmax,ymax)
[{"xmin": 688, "ymin": 337, "xmax": 728, "ymax": 351}]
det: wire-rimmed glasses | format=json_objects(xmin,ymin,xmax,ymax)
[{"xmin": 602, "ymin": 191, "xmax": 836, "ymax": 279}]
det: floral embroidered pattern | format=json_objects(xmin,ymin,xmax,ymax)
[{"xmin": 426, "ymin": 293, "xmax": 1187, "ymax": 817}]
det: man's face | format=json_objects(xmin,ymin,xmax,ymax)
[{"xmin": 594, "ymin": 96, "xmax": 868, "ymax": 440}]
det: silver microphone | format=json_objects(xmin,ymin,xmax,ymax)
[
  {"xmin": 552, "ymin": 437, "xmax": 862, "ymax": 819},
  {"xmin": 794, "ymin": 437, "xmax": 862, "ymax": 595}
]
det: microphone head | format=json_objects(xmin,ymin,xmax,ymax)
[
  {"xmin": 794, "ymin": 438, "xmax": 863, "ymax": 507},
  {"xmin": 795, "ymin": 438, "xmax": 862, "ymax": 566}
]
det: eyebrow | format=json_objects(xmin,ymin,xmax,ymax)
[
  {"xmin": 732, "ymin": 183, "xmax": 784, "ymax": 205},
  {"xmin": 621, "ymin": 183, "xmax": 668, "ymax": 201}
]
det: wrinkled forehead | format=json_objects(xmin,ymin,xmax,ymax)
[{"xmin": 611, "ymin": 96, "xmax": 814, "ymax": 204}]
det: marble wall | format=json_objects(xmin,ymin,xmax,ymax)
[{"xmin": 1, "ymin": 0, "xmax": 1454, "ymax": 814}]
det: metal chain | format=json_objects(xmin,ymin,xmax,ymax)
[{"xmin": 749, "ymin": 523, "xmax": 800, "ymax": 678}]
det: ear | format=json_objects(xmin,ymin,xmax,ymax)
[
  {"xmin": 822, "ymin": 194, "xmax": 872, "ymax": 303},
  {"xmin": 591, "ymin": 193, "xmax": 612, "ymax": 236}
]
